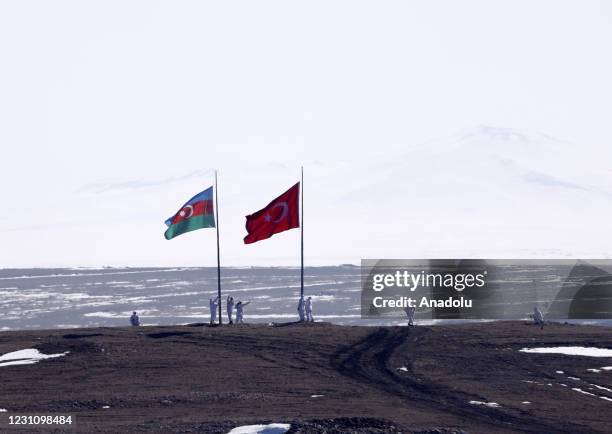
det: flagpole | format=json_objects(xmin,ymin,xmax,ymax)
[
  {"xmin": 300, "ymin": 166, "xmax": 304, "ymax": 300},
  {"xmin": 215, "ymin": 170, "xmax": 222, "ymax": 325}
]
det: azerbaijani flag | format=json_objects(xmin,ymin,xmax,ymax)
[{"xmin": 164, "ymin": 186, "xmax": 215, "ymax": 240}]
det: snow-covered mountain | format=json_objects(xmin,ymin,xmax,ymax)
[
  {"xmin": 323, "ymin": 126, "xmax": 612, "ymax": 260},
  {"xmin": 3, "ymin": 126, "xmax": 611, "ymax": 266}
]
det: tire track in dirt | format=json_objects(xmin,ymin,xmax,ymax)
[{"xmin": 330, "ymin": 327, "xmax": 599, "ymax": 434}]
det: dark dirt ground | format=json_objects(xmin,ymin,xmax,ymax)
[{"xmin": 0, "ymin": 322, "xmax": 610, "ymax": 433}]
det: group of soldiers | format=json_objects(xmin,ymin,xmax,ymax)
[
  {"xmin": 208, "ymin": 296, "xmax": 251, "ymax": 325},
  {"xmin": 206, "ymin": 294, "xmax": 314, "ymax": 325},
  {"xmin": 297, "ymin": 296, "xmax": 314, "ymax": 322},
  {"xmin": 130, "ymin": 301, "xmax": 545, "ymax": 328},
  {"xmin": 128, "ymin": 295, "xmax": 316, "ymax": 327}
]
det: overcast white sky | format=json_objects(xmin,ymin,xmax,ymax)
[{"xmin": 1, "ymin": 1, "xmax": 611, "ymax": 267}]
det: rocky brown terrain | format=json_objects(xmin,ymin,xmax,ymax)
[{"xmin": 0, "ymin": 322, "xmax": 610, "ymax": 433}]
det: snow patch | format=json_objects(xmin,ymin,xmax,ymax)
[
  {"xmin": 520, "ymin": 347, "xmax": 612, "ymax": 357},
  {"xmin": 0, "ymin": 349, "xmax": 69, "ymax": 367},
  {"xmin": 83, "ymin": 312, "xmax": 126, "ymax": 318},
  {"xmin": 589, "ymin": 383, "xmax": 612, "ymax": 393},
  {"xmin": 227, "ymin": 423, "xmax": 291, "ymax": 434},
  {"xmin": 572, "ymin": 387, "xmax": 596, "ymax": 397},
  {"xmin": 469, "ymin": 400, "xmax": 500, "ymax": 408},
  {"xmin": 309, "ymin": 295, "xmax": 347, "ymax": 302}
]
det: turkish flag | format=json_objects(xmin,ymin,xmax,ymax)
[{"xmin": 244, "ymin": 182, "xmax": 300, "ymax": 244}]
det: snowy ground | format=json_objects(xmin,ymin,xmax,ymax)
[
  {"xmin": 0, "ymin": 348, "xmax": 69, "ymax": 367},
  {"xmin": 227, "ymin": 423, "xmax": 290, "ymax": 434}
]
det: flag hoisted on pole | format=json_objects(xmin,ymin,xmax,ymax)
[
  {"xmin": 242, "ymin": 172, "xmax": 303, "ymax": 303},
  {"xmin": 164, "ymin": 177, "xmax": 222, "ymax": 325}
]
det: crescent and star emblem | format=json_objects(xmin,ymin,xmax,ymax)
[
  {"xmin": 179, "ymin": 204, "xmax": 194, "ymax": 219},
  {"xmin": 264, "ymin": 202, "xmax": 288, "ymax": 223}
]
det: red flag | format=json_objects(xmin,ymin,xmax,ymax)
[{"xmin": 244, "ymin": 182, "xmax": 300, "ymax": 244}]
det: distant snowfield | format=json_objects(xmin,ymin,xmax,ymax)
[
  {"xmin": 2, "ymin": 265, "xmax": 612, "ymax": 330},
  {"xmin": 520, "ymin": 347, "xmax": 612, "ymax": 357},
  {"xmin": 0, "ymin": 349, "xmax": 69, "ymax": 367},
  {"xmin": 227, "ymin": 423, "xmax": 290, "ymax": 434},
  {"xmin": 0, "ymin": 268, "xmax": 186, "ymax": 281}
]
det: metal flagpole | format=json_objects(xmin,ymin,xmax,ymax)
[
  {"xmin": 215, "ymin": 170, "xmax": 222, "ymax": 325},
  {"xmin": 300, "ymin": 166, "xmax": 304, "ymax": 300}
]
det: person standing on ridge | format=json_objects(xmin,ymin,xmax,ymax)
[
  {"xmin": 404, "ymin": 306, "xmax": 416, "ymax": 326},
  {"xmin": 533, "ymin": 307, "xmax": 545, "ymax": 330},
  {"xmin": 297, "ymin": 296, "xmax": 305, "ymax": 322},
  {"xmin": 209, "ymin": 296, "xmax": 220, "ymax": 326},
  {"xmin": 305, "ymin": 296, "xmax": 314, "ymax": 322},
  {"xmin": 226, "ymin": 296, "xmax": 235, "ymax": 325},
  {"xmin": 235, "ymin": 300, "xmax": 251, "ymax": 324}
]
